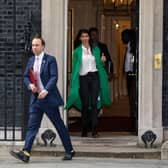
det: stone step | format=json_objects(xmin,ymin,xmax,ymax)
[
  {"xmin": 31, "ymin": 146, "xmax": 161, "ymax": 159},
  {"xmin": 70, "ymin": 136, "xmax": 138, "ymax": 147},
  {"xmin": 31, "ymin": 136, "xmax": 161, "ymax": 159}
]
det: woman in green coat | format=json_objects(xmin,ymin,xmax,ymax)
[{"xmin": 66, "ymin": 29, "xmax": 111, "ymax": 137}]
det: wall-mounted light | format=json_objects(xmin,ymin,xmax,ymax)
[
  {"xmin": 104, "ymin": 0, "xmax": 133, "ymax": 7},
  {"xmin": 113, "ymin": 19, "xmax": 120, "ymax": 30},
  {"xmin": 115, "ymin": 23, "xmax": 120, "ymax": 30}
]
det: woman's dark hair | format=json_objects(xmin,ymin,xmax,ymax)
[{"xmin": 74, "ymin": 29, "xmax": 92, "ymax": 50}]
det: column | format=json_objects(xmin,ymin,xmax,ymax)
[
  {"xmin": 35, "ymin": 0, "xmax": 68, "ymax": 145},
  {"xmin": 138, "ymin": 0, "xmax": 163, "ymax": 146}
]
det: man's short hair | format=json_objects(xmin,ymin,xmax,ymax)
[
  {"xmin": 89, "ymin": 27, "xmax": 98, "ymax": 33},
  {"xmin": 32, "ymin": 34, "xmax": 45, "ymax": 46}
]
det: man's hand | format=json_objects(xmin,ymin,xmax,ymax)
[
  {"xmin": 29, "ymin": 84, "xmax": 38, "ymax": 93},
  {"xmin": 38, "ymin": 90, "xmax": 48, "ymax": 99}
]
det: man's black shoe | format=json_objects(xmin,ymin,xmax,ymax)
[
  {"xmin": 71, "ymin": 150, "xmax": 75, "ymax": 157},
  {"xmin": 10, "ymin": 150, "xmax": 30, "ymax": 163},
  {"xmin": 62, "ymin": 150, "xmax": 75, "ymax": 160},
  {"xmin": 62, "ymin": 153, "xmax": 72, "ymax": 160}
]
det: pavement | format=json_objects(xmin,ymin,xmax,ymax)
[{"xmin": 0, "ymin": 156, "xmax": 168, "ymax": 168}]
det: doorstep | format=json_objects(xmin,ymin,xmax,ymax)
[{"xmin": 31, "ymin": 135, "xmax": 161, "ymax": 159}]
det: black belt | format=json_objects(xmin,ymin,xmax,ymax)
[{"xmin": 80, "ymin": 71, "xmax": 98, "ymax": 77}]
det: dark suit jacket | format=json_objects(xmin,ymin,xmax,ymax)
[
  {"xmin": 97, "ymin": 42, "xmax": 113, "ymax": 74},
  {"xmin": 23, "ymin": 53, "xmax": 64, "ymax": 108}
]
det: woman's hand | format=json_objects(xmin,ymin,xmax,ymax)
[{"xmin": 101, "ymin": 53, "xmax": 106, "ymax": 62}]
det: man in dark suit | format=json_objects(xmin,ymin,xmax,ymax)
[
  {"xmin": 10, "ymin": 35, "xmax": 75, "ymax": 162},
  {"xmin": 88, "ymin": 28, "xmax": 113, "ymax": 134},
  {"xmin": 121, "ymin": 29, "xmax": 137, "ymax": 131},
  {"xmin": 89, "ymin": 27, "xmax": 113, "ymax": 79}
]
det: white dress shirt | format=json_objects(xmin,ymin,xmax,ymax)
[
  {"xmin": 124, "ymin": 42, "xmax": 134, "ymax": 72},
  {"xmin": 33, "ymin": 51, "xmax": 44, "ymax": 92},
  {"xmin": 79, "ymin": 45, "xmax": 97, "ymax": 76}
]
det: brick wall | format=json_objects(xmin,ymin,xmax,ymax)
[
  {"xmin": 163, "ymin": 0, "xmax": 168, "ymax": 126},
  {"xmin": 0, "ymin": 0, "xmax": 41, "ymax": 138}
]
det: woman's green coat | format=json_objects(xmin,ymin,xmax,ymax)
[{"xmin": 65, "ymin": 45, "xmax": 112, "ymax": 110}]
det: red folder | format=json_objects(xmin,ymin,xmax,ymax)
[{"xmin": 29, "ymin": 67, "xmax": 37, "ymax": 86}]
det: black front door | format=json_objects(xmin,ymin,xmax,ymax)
[
  {"xmin": 0, "ymin": 0, "xmax": 41, "ymax": 141},
  {"xmin": 162, "ymin": 0, "xmax": 168, "ymax": 127}
]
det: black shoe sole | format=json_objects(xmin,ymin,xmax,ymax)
[{"xmin": 62, "ymin": 157, "xmax": 72, "ymax": 160}]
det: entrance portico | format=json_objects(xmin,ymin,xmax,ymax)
[{"xmin": 38, "ymin": 0, "xmax": 163, "ymax": 147}]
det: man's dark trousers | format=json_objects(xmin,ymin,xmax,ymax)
[{"xmin": 23, "ymin": 98, "xmax": 73, "ymax": 154}]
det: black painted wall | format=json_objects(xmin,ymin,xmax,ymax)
[
  {"xmin": 163, "ymin": 0, "xmax": 168, "ymax": 126},
  {"xmin": 0, "ymin": 0, "xmax": 41, "ymax": 138}
]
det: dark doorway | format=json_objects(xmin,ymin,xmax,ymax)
[
  {"xmin": 67, "ymin": 0, "xmax": 139, "ymax": 134},
  {"xmin": 162, "ymin": 0, "xmax": 168, "ymax": 126}
]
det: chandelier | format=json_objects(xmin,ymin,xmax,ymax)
[{"xmin": 103, "ymin": 0, "xmax": 133, "ymax": 8}]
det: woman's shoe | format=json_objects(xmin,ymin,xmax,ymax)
[
  {"xmin": 81, "ymin": 131, "xmax": 88, "ymax": 137},
  {"xmin": 92, "ymin": 133, "xmax": 99, "ymax": 138}
]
